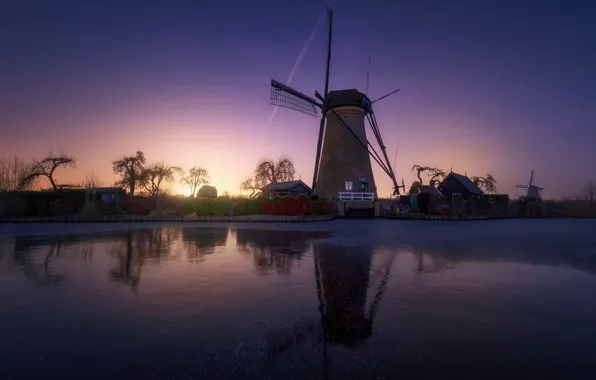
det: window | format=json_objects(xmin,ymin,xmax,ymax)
[
  {"xmin": 339, "ymin": 148, "xmax": 345, "ymax": 158},
  {"xmin": 344, "ymin": 180, "xmax": 353, "ymax": 191}
]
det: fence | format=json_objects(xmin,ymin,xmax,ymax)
[{"xmin": 338, "ymin": 192, "xmax": 375, "ymax": 201}]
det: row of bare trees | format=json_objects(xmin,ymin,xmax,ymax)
[
  {"xmin": 111, "ymin": 150, "xmax": 210, "ymax": 197},
  {"xmin": 0, "ymin": 151, "xmax": 77, "ymax": 192},
  {"xmin": 240, "ymin": 156, "xmax": 295, "ymax": 198},
  {"xmin": 0, "ymin": 150, "xmax": 210, "ymax": 197}
]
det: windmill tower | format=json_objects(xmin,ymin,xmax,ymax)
[
  {"xmin": 269, "ymin": 7, "xmax": 401, "ymax": 199},
  {"xmin": 516, "ymin": 169, "xmax": 544, "ymax": 200}
]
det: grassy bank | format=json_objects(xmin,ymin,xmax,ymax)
[{"xmin": 0, "ymin": 191, "xmax": 335, "ymax": 218}]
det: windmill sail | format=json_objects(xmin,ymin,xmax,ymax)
[{"xmin": 270, "ymin": 80, "xmax": 321, "ymax": 117}]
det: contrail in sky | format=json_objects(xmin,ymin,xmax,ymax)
[{"xmin": 267, "ymin": 6, "xmax": 329, "ymax": 128}]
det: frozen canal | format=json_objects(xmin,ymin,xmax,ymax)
[{"xmin": 1, "ymin": 219, "xmax": 596, "ymax": 379}]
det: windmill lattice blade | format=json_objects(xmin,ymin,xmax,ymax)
[
  {"xmin": 371, "ymin": 88, "xmax": 401, "ymax": 104},
  {"xmin": 270, "ymin": 79, "xmax": 321, "ymax": 117}
]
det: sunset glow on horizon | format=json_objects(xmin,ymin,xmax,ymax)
[{"xmin": 2, "ymin": 1, "xmax": 595, "ymax": 199}]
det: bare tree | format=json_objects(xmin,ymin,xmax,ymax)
[
  {"xmin": 180, "ymin": 166, "xmax": 209, "ymax": 198},
  {"xmin": 0, "ymin": 156, "xmax": 35, "ymax": 191},
  {"xmin": 20, "ymin": 151, "xmax": 77, "ymax": 192},
  {"xmin": 240, "ymin": 177, "xmax": 261, "ymax": 198},
  {"xmin": 254, "ymin": 156, "xmax": 295, "ymax": 187},
  {"xmin": 239, "ymin": 156, "xmax": 295, "ymax": 198},
  {"xmin": 407, "ymin": 181, "xmax": 421, "ymax": 195},
  {"xmin": 583, "ymin": 181, "xmax": 595, "ymax": 202},
  {"xmin": 82, "ymin": 171, "xmax": 103, "ymax": 189},
  {"xmin": 411, "ymin": 165, "xmax": 445, "ymax": 185},
  {"xmin": 471, "ymin": 174, "xmax": 497, "ymax": 193},
  {"xmin": 140, "ymin": 163, "xmax": 183, "ymax": 196},
  {"xmin": 112, "ymin": 151, "xmax": 146, "ymax": 196}
]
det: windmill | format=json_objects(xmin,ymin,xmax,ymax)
[
  {"xmin": 516, "ymin": 170, "xmax": 544, "ymax": 200},
  {"xmin": 269, "ymin": 7, "xmax": 401, "ymax": 199}
]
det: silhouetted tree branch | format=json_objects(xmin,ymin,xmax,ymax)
[
  {"xmin": 254, "ymin": 156, "xmax": 295, "ymax": 188},
  {"xmin": 82, "ymin": 171, "xmax": 102, "ymax": 189},
  {"xmin": 471, "ymin": 174, "xmax": 497, "ymax": 193},
  {"xmin": 240, "ymin": 177, "xmax": 261, "ymax": 198},
  {"xmin": 180, "ymin": 166, "xmax": 210, "ymax": 198},
  {"xmin": 411, "ymin": 165, "xmax": 445, "ymax": 185},
  {"xmin": 112, "ymin": 151, "xmax": 145, "ymax": 196},
  {"xmin": 20, "ymin": 151, "xmax": 77, "ymax": 192},
  {"xmin": 140, "ymin": 163, "xmax": 183, "ymax": 196},
  {"xmin": 0, "ymin": 156, "xmax": 35, "ymax": 191}
]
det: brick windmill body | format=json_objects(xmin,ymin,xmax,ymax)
[{"xmin": 270, "ymin": 7, "xmax": 401, "ymax": 200}]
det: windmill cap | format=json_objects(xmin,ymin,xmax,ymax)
[{"xmin": 324, "ymin": 89, "xmax": 370, "ymax": 112}]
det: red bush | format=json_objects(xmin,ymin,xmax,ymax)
[
  {"xmin": 311, "ymin": 200, "xmax": 334, "ymax": 215},
  {"xmin": 258, "ymin": 197, "xmax": 333, "ymax": 216}
]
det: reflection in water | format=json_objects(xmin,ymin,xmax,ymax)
[
  {"xmin": 316, "ymin": 245, "xmax": 374, "ymax": 346},
  {"xmin": 108, "ymin": 227, "xmax": 227, "ymax": 291},
  {"xmin": 4, "ymin": 236, "xmax": 68, "ymax": 286},
  {"xmin": 266, "ymin": 244, "xmax": 396, "ymax": 379},
  {"xmin": 236, "ymin": 229, "xmax": 331, "ymax": 275},
  {"xmin": 182, "ymin": 227, "xmax": 228, "ymax": 262},
  {"xmin": 109, "ymin": 230, "xmax": 142, "ymax": 289},
  {"xmin": 1, "ymin": 223, "xmax": 596, "ymax": 379}
]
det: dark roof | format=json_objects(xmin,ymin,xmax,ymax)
[
  {"xmin": 325, "ymin": 89, "xmax": 365, "ymax": 111},
  {"xmin": 444, "ymin": 172, "xmax": 484, "ymax": 195},
  {"xmin": 261, "ymin": 180, "xmax": 311, "ymax": 192},
  {"xmin": 420, "ymin": 185, "xmax": 443, "ymax": 198},
  {"xmin": 91, "ymin": 187, "xmax": 125, "ymax": 192}
]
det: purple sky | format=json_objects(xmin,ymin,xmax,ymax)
[{"xmin": 1, "ymin": 0, "xmax": 595, "ymax": 198}]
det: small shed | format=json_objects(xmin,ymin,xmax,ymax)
[
  {"xmin": 438, "ymin": 172, "xmax": 484, "ymax": 201},
  {"xmin": 261, "ymin": 180, "xmax": 312, "ymax": 199},
  {"xmin": 87, "ymin": 187, "xmax": 126, "ymax": 204}
]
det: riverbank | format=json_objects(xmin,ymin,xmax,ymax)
[
  {"xmin": 0, "ymin": 214, "xmax": 335, "ymax": 223},
  {"xmin": 3, "ymin": 212, "xmax": 594, "ymax": 224}
]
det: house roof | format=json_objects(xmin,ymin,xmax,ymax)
[
  {"xmin": 420, "ymin": 185, "xmax": 443, "ymax": 198},
  {"xmin": 90, "ymin": 187, "xmax": 125, "ymax": 192},
  {"xmin": 261, "ymin": 180, "xmax": 311, "ymax": 192},
  {"xmin": 442, "ymin": 172, "xmax": 484, "ymax": 195}
]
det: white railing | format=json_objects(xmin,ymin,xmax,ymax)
[{"xmin": 338, "ymin": 192, "xmax": 375, "ymax": 201}]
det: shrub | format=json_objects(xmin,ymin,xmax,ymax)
[
  {"xmin": 0, "ymin": 190, "xmax": 87, "ymax": 217},
  {"xmin": 189, "ymin": 197, "xmax": 232, "ymax": 216},
  {"xmin": 311, "ymin": 200, "xmax": 334, "ymax": 215},
  {"xmin": 122, "ymin": 197, "xmax": 156, "ymax": 215},
  {"xmin": 258, "ymin": 196, "xmax": 313, "ymax": 216},
  {"xmin": 234, "ymin": 197, "xmax": 263, "ymax": 215}
]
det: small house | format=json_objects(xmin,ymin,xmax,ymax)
[
  {"xmin": 261, "ymin": 180, "xmax": 312, "ymax": 199},
  {"xmin": 87, "ymin": 187, "xmax": 126, "ymax": 204},
  {"xmin": 438, "ymin": 172, "xmax": 484, "ymax": 201}
]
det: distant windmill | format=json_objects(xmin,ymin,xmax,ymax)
[
  {"xmin": 516, "ymin": 170, "xmax": 544, "ymax": 200},
  {"xmin": 397, "ymin": 178, "xmax": 406, "ymax": 194},
  {"xmin": 269, "ymin": 7, "xmax": 401, "ymax": 198}
]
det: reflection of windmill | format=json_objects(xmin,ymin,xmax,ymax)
[
  {"xmin": 270, "ymin": 7, "xmax": 401, "ymax": 198},
  {"xmin": 516, "ymin": 170, "xmax": 543, "ymax": 200},
  {"xmin": 265, "ymin": 245, "xmax": 396, "ymax": 377}
]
